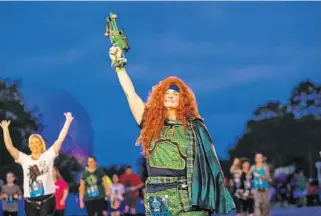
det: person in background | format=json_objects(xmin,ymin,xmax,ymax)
[
  {"xmin": 230, "ymin": 158, "xmax": 242, "ymax": 216},
  {"xmin": 120, "ymin": 166, "xmax": 144, "ymax": 215},
  {"xmin": 237, "ymin": 158, "xmax": 254, "ymax": 216},
  {"xmin": 251, "ymin": 153, "xmax": 271, "ymax": 216},
  {"xmin": 110, "ymin": 174, "xmax": 125, "ymax": 216},
  {"xmin": 53, "ymin": 167, "xmax": 69, "ymax": 216},
  {"xmin": 293, "ymin": 170, "xmax": 307, "ymax": 207},
  {"xmin": 0, "ymin": 178, "xmax": 4, "ymax": 188},
  {"xmin": 79, "ymin": 156, "xmax": 112, "ymax": 216},
  {"xmin": 0, "ymin": 172, "xmax": 22, "ymax": 216},
  {"xmin": 306, "ymin": 178, "xmax": 320, "ymax": 206}
]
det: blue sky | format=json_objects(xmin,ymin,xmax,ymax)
[{"xmin": 1, "ymin": 2, "xmax": 320, "ymax": 171}]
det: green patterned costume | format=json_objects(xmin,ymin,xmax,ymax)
[{"xmin": 143, "ymin": 119, "xmax": 235, "ymax": 216}]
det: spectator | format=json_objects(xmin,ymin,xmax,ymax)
[
  {"xmin": 53, "ymin": 167, "xmax": 69, "ymax": 216},
  {"xmin": 110, "ymin": 174, "xmax": 125, "ymax": 216},
  {"xmin": 0, "ymin": 172, "xmax": 22, "ymax": 216},
  {"xmin": 230, "ymin": 158, "xmax": 242, "ymax": 216},
  {"xmin": 306, "ymin": 178, "xmax": 320, "ymax": 206},
  {"xmin": 120, "ymin": 166, "xmax": 144, "ymax": 215},
  {"xmin": 293, "ymin": 170, "xmax": 307, "ymax": 207},
  {"xmin": 251, "ymin": 153, "xmax": 271, "ymax": 216},
  {"xmin": 231, "ymin": 158, "xmax": 254, "ymax": 216},
  {"xmin": 79, "ymin": 156, "xmax": 112, "ymax": 216}
]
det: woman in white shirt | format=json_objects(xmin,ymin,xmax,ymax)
[
  {"xmin": 110, "ymin": 174, "xmax": 125, "ymax": 216},
  {"xmin": 0, "ymin": 112, "xmax": 74, "ymax": 216}
]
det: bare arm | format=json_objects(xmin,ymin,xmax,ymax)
[
  {"xmin": 262, "ymin": 164, "xmax": 271, "ymax": 181},
  {"xmin": 115, "ymin": 67, "xmax": 145, "ymax": 125},
  {"xmin": 250, "ymin": 165, "xmax": 255, "ymax": 174},
  {"xmin": 79, "ymin": 179, "xmax": 86, "ymax": 202},
  {"xmin": 133, "ymin": 182, "xmax": 144, "ymax": 191},
  {"xmin": 61, "ymin": 189, "xmax": 69, "ymax": 203},
  {"xmin": 52, "ymin": 113, "xmax": 74, "ymax": 154},
  {"xmin": 0, "ymin": 121, "xmax": 19, "ymax": 160}
]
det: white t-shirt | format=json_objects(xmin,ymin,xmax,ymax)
[
  {"xmin": 110, "ymin": 183, "xmax": 125, "ymax": 200},
  {"xmin": 16, "ymin": 146, "xmax": 58, "ymax": 198}
]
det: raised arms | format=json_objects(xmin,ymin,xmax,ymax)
[
  {"xmin": 109, "ymin": 46, "xmax": 145, "ymax": 125},
  {"xmin": 52, "ymin": 112, "xmax": 74, "ymax": 154},
  {"xmin": 0, "ymin": 120, "xmax": 19, "ymax": 160}
]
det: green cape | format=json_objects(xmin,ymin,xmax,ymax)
[{"xmin": 189, "ymin": 119, "xmax": 235, "ymax": 214}]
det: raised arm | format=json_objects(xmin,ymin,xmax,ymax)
[
  {"xmin": 52, "ymin": 112, "xmax": 74, "ymax": 154},
  {"xmin": 109, "ymin": 46, "xmax": 145, "ymax": 125},
  {"xmin": 230, "ymin": 158, "xmax": 241, "ymax": 175},
  {"xmin": 0, "ymin": 120, "xmax": 19, "ymax": 160}
]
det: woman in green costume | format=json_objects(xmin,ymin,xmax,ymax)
[{"xmin": 108, "ymin": 46, "xmax": 235, "ymax": 216}]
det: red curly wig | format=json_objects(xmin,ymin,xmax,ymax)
[{"xmin": 136, "ymin": 76, "xmax": 202, "ymax": 155}]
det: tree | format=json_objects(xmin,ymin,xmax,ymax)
[
  {"xmin": 54, "ymin": 153, "xmax": 84, "ymax": 193},
  {"xmin": 0, "ymin": 80, "xmax": 43, "ymax": 181},
  {"xmin": 229, "ymin": 80, "xmax": 321, "ymax": 177},
  {"xmin": 102, "ymin": 164, "xmax": 130, "ymax": 179}
]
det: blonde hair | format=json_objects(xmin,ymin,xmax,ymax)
[{"xmin": 28, "ymin": 134, "xmax": 46, "ymax": 153}]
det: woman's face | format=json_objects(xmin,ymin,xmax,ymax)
[
  {"xmin": 29, "ymin": 137, "xmax": 43, "ymax": 154},
  {"xmin": 87, "ymin": 157, "xmax": 97, "ymax": 169},
  {"xmin": 112, "ymin": 174, "xmax": 119, "ymax": 183},
  {"xmin": 255, "ymin": 153, "xmax": 264, "ymax": 163},
  {"xmin": 164, "ymin": 89, "xmax": 179, "ymax": 109},
  {"xmin": 6, "ymin": 172, "xmax": 15, "ymax": 184},
  {"xmin": 242, "ymin": 161, "xmax": 250, "ymax": 171}
]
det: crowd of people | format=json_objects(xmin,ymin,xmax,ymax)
[
  {"xmin": 78, "ymin": 156, "xmax": 144, "ymax": 216},
  {"xmin": 0, "ymin": 156, "xmax": 145, "ymax": 216},
  {"xmin": 226, "ymin": 153, "xmax": 321, "ymax": 216}
]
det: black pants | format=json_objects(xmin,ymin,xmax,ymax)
[
  {"xmin": 85, "ymin": 198, "xmax": 106, "ymax": 216},
  {"xmin": 54, "ymin": 210, "xmax": 65, "ymax": 216},
  {"xmin": 235, "ymin": 197, "xmax": 254, "ymax": 213},
  {"xmin": 3, "ymin": 211, "xmax": 18, "ymax": 216},
  {"xmin": 24, "ymin": 194, "xmax": 56, "ymax": 216}
]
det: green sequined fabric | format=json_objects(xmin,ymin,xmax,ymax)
[{"xmin": 149, "ymin": 121, "xmax": 187, "ymax": 170}]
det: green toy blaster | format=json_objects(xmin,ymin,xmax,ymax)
[{"xmin": 105, "ymin": 12, "xmax": 129, "ymax": 68}]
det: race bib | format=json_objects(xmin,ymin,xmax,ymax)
[
  {"xmin": 87, "ymin": 185, "xmax": 100, "ymax": 197},
  {"xmin": 7, "ymin": 195, "xmax": 15, "ymax": 206},
  {"xmin": 147, "ymin": 196, "xmax": 171, "ymax": 216},
  {"xmin": 29, "ymin": 180, "xmax": 45, "ymax": 198}
]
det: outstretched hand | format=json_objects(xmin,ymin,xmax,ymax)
[
  {"xmin": 0, "ymin": 120, "xmax": 11, "ymax": 130},
  {"xmin": 64, "ymin": 112, "xmax": 74, "ymax": 123},
  {"xmin": 109, "ymin": 45, "xmax": 127, "ymax": 68}
]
